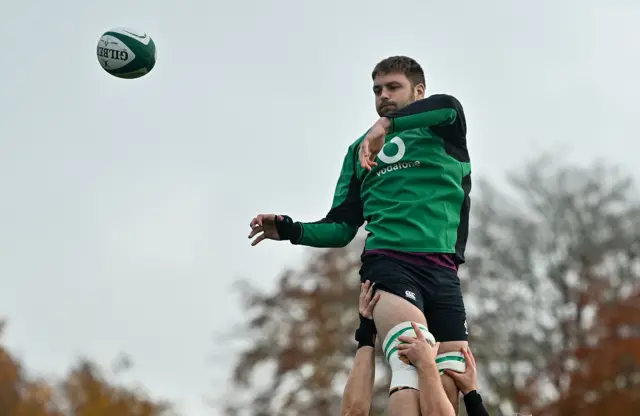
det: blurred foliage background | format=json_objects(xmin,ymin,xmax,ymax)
[
  {"xmin": 223, "ymin": 158, "xmax": 640, "ymax": 416},
  {"xmin": 2, "ymin": 157, "xmax": 638, "ymax": 415}
]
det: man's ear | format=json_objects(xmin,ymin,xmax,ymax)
[{"xmin": 415, "ymin": 83, "xmax": 425, "ymax": 99}]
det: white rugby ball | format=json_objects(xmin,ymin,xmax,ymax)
[{"xmin": 97, "ymin": 27, "xmax": 156, "ymax": 79}]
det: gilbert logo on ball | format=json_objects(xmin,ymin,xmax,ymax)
[{"xmin": 97, "ymin": 27, "xmax": 156, "ymax": 79}]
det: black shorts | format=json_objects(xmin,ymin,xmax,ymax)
[{"xmin": 359, "ymin": 253, "xmax": 468, "ymax": 343}]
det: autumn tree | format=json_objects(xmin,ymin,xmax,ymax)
[
  {"xmin": 518, "ymin": 286, "xmax": 640, "ymax": 415},
  {"xmin": 223, "ymin": 157, "xmax": 640, "ymax": 415},
  {"xmin": 222, "ymin": 243, "xmax": 390, "ymax": 416},
  {"xmin": 0, "ymin": 320, "xmax": 61, "ymax": 416},
  {"xmin": 0, "ymin": 320, "xmax": 174, "ymax": 416},
  {"xmin": 462, "ymin": 158, "xmax": 640, "ymax": 414}
]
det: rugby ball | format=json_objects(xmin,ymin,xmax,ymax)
[{"xmin": 97, "ymin": 28, "xmax": 156, "ymax": 79}]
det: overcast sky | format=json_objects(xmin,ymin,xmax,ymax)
[{"xmin": 1, "ymin": 0, "xmax": 639, "ymax": 414}]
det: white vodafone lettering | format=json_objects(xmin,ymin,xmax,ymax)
[
  {"xmin": 376, "ymin": 160, "xmax": 421, "ymax": 176},
  {"xmin": 378, "ymin": 137, "xmax": 406, "ymax": 164}
]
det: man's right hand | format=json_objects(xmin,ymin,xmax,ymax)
[
  {"xmin": 359, "ymin": 280, "xmax": 380, "ymax": 319},
  {"xmin": 355, "ymin": 280, "xmax": 380, "ymax": 348},
  {"xmin": 248, "ymin": 214, "xmax": 283, "ymax": 246}
]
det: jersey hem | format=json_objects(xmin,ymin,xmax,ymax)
[{"xmin": 364, "ymin": 246, "xmax": 456, "ymax": 253}]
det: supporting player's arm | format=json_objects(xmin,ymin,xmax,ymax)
[
  {"xmin": 397, "ymin": 323, "xmax": 455, "ymax": 416},
  {"xmin": 340, "ymin": 345, "xmax": 375, "ymax": 416},
  {"xmin": 462, "ymin": 391, "xmax": 490, "ymax": 416},
  {"xmin": 276, "ymin": 145, "xmax": 364, "ymax": 248},
  {"xmin": 444, "ymin": 347, "xmax": 489, "ymax": 416},
  {"xmin": 341, "ymin": 281, "xmax": 380, "ymax": 416},
  {"xmin": 416, "ymin": 360, "xmax": 456, "ymax": 416}
]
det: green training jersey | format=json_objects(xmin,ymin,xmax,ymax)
[{"xmin": 284, "ymin": 94, "xmax": 471, "ymax": 264}]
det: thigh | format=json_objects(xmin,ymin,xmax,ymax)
[
  {"xmin": 360, "ymin": 254, "xmax": 425, "ymax": 313},
  {"xmin": 421, "ymin": 267, "xmax": 468, "ymax": 343},
  {"xmin": 360, "ymin": 254, "xmax": 428, "ymax": 347}
]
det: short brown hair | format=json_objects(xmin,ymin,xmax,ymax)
[{"xmin": 371, "ymin": 56, "xmax": 425, "ymax": 87}]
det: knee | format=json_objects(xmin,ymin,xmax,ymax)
[
  {"xmin": 383, "ymin": 321, "xmax": 435, "ymax": 392},
  {"xmin": 436, "ymin": 341, "xmax": 468, "ymax": 374}
]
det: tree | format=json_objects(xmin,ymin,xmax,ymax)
[
  {"xmin": 224, "ymin": 157, "xmax": 640, "ymax": 415},
  {"xmin": 0, "ymin": 320, "xmax": 61, "ymax": 416},
  {"xmin": 58, "ymin": 360, "xmax": 173, "ymax": 416},
  {"xmin": 462, "ymin": 158, "xmax": 640, "ymax": 414},
  {"xmin": 0, "ymin": 320, "xmax": 174, "ymax": 416},
  {"xmin": 518, "ymin": 287, "xmax": 640, "ymax": 415},
  {"xmin": 222, "ymin": 244, "xmax": 390, "ymax": 416}
]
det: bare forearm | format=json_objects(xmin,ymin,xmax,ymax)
[
  {"xmin": 340, "ymin": 347, "xmax": 375, "ymax": 416},
  {"xmin": 417, "ymin": 362, "xmax": 456, "ymax": 416}
]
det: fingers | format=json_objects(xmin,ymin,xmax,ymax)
[
  {"xmin": 249, "ymin": 215, "xmax": 263, "ymax": 228},
  {"xmin": 360, "ymin": 280, "xmax": 379, "ymax": 317},
  {"xmin": 359, "ymin": 139, "xmax": 378, "ymax": 170},
  {"xmin": 362, "ymin": 153, "xmax": 377, "ymax": 170},
  {"xmin": 366, "ymin": 148, "xmax": 378, "ymax": 167},
  {"xmin": 444, "ymin": 369, "xmax": 462, "ymax": 380},
  {"xmin": 359, "ymin": 141, "xmax": 379, "ymax": 171},
  {"xmin": 433, "ymin": 342, "xmax": 440, "ymax": 354},
  {"xmin": 397, "ymin": 342, "xmax": 410, "ymax": 351},
  {"xmin": 365, "ymin": 281, "xmax": 375, "ymax": 302},
  {"xmin": 397, "ymin": 335, "xmax": 415, "ymax": 344},
  {"xmin": 365, "ymin": 292, "xmax": 381, "ymax": 316},
  {"xmin": 359, "ymin": 142, "xmax": 370, "ymax": 169},
  {"xmin": 359, "ymin": 281, "xmax": 370, "ymax": 306},
  {"xmin": 250, "ymin": 234, "xmax": 266, "ymax": 246},
  {"xmin": 410, "ymin": 321, "xmax": 425, "ymax": 341},
  {"xmin": 463, "ymin": 346, "xmax": 476, "ymax": 369},
  {"xmin": 248, "ymin": 214, "xmax": 276, "ymax": 243},
  {"xmin": 361, "ymin": 280, "xmax": 371, "ymax": 297},
  {"xmin": 468, "ymin": 347, "xmax": 476, "ymax": 366},
  {"xmin": 249, "ymin": 214, "xmax": 276, "ymax": 229},
  {"xmin": 248, "ymin": 225, "xmax": 263, "ymax": 239},
  {"xmin": 461, "ymin": 346, "xmax": 470, "ymax": 361}
]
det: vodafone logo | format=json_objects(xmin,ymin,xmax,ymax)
[{"xmin": 378, "ymin": 137, "xmax": 406, "ymax": 164}]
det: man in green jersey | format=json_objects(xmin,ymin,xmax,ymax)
[{"xmin": 248, "ymin": 56, "xmax": 471, "ymax": 415}]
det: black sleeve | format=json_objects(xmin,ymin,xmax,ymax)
[
  {"xmin": 386, "ymin": 93, "xmax": 468, "ymax": 162},
  {"xmin": 463, "ymin": 391, "xmax": 490, "ymax": 416}
]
